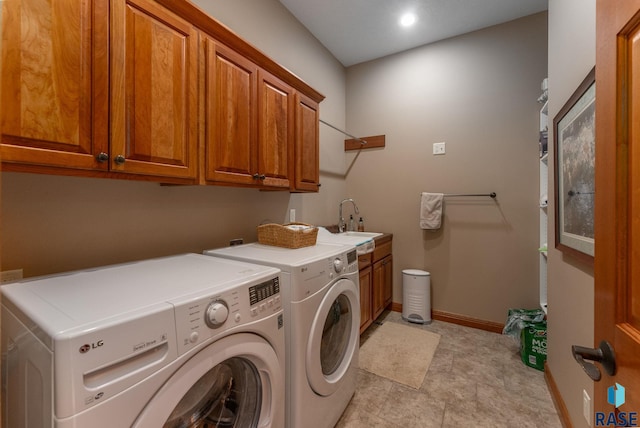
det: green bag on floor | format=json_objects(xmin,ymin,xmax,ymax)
[{"xmin": 520, "ymin": 320, "xmax": 547, "ymax": 371}]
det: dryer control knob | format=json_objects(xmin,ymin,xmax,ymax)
[
  {"xmin": 333, "ymin": 258, "xmax": 343, "ymax": 273},
  {"xmin": 205, "ymin": 301, "xmax": 229, "ymax": 328}
]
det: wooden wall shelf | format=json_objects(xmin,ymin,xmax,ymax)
[{"xmin": 345, "ymin": 135, "xmax": 385, "ymax": 151}]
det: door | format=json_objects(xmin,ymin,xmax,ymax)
[
  {"xmin": 294, "ymin": 92, "xmax": 320, "ymax": 192},
  {"xmin": 134, "ymin": 333, "xmax": 283, "ymax": 427},
  {"xmin": 257, "ymin": 69, "xmax": 293, "ymax": 189},
  {"xmin": 1, "ymin": 0, "xmax": 109, "ymax": 170},
  {"xmin": 594, "ymin": 0, "xmax": 640, "ymax": 416},
  {"xmin": 110, "ymin": 0, "xmax": 198, "ymax": 179},
  {"xmin": 359, "ymin": 266, "xmax": 372, "ymax": 333},
  {"xmin": 372, "ymin": 255, "xmax": 393, "ymax": 320},
  {"xmin": 305, "ymin": 278, "xmax": 359, "ymax": 397},
  {"xmin": 205, "ymin": 39, "xmax": 259, "ymax": 186}
]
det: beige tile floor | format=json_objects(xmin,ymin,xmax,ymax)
[{"xmin": 335, "ymin": 311, "xmax": 562, "ymax": 428}]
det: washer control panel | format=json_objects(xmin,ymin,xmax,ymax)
[
  {"xmin": 332, "ymin": 249, "xmax": 358, "ymax": 275},
  {"xmin": 248, "ymin": 277, "xmax": 281, "ymax": 318},
  {"xmin": 172, "ymin": 275, "xmax": 281, "ymax": 355}
]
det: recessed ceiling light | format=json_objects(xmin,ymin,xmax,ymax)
[{"xmin": 399, "ymin": 13, "xmax": 417, "ymax": 27}]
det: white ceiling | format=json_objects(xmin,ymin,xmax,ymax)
[{"xmin": 278, "ymin": 0, "xmax": 548, "ymax": 67}]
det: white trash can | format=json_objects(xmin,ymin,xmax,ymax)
[{"xmin": 402, "ymin": 269, "xmax": 431, "ymax": 324}]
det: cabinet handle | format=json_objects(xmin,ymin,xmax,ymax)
[
  {"xmin": 114, "ymin": 155, "xmax": 126, "ymax": 165},
  {"xmin": 259, "ymin": 174, "xmax": 266, "ymax": 180},
  {"xmin": 96, "ymin": 152, "xmax": 109, "ymax": 162},
  {"xmin": 252, "ymin": 173, "xmax": 260, "ymax": 180}
]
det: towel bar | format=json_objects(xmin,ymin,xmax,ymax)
[{"xmin": 443, "ymin": 192, "xmax": 497, "ymax": 198}]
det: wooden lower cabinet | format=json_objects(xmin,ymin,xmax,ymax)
[
  {"xmin": 359, "ymin": 266, "xmax": 373, "ymax": 333},
  {"xmin": 359, "ymin": 235, "xmax": 393, "ymax": 334},
  {"xmin": 372, "ymin": 254, "xmax": 393, "ymax": 320}
]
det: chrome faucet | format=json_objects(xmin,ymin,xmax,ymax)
[{"xmin": 338, "ymin": 198, "xmax": 360, "ymax": 232}]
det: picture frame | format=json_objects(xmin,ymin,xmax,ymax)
[{"xmin": 553, "ymin": 67, "xmax": 596, "ymax": 262}]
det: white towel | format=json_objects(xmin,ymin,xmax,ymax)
[{"xmin": 420, "ymin": 193, "xmax": 444, "ymax": 230}]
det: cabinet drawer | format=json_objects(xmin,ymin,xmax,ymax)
[
  {"xmin": 373, "ymin": 240, "xmax": 392, "ymax": 262},
  {"xmin": 358, "ymin": 253, "xmax": 372, "ymax": 270}
]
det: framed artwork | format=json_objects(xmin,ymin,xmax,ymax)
[{"xmin": 554, "ymin": 67, "xmax": 596, "ymax": 262}]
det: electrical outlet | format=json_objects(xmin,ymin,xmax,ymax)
[
  {"xmin": 290, "ymin": 209, "xmax": 296, "ymax": 223},
  {"xmin": 583, "ymin": 389, "xmax": 591, "ymax": 426},
  {"xmin": 1, "ymin": 269, "xmax": 23, "ymax": 284},
  {"xmin": 433, "ymin": 142, "xmax": 446, "ymax": 155},
  {"xmin": 229, "ymin": 238, "xmax": 244, "ymax": 246}
]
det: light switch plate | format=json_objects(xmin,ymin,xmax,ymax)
[{"xmin": 433, "ymin": 142, "xmax": 446, "ymax": 155}]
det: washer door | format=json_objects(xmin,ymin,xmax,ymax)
[
  {"xmin": 305, "ymin": 278, "xmax": 359, "ymax": 397},
  {"xmin": 134, "ymin": 333, "xmax": 282, "ymax": 428}
]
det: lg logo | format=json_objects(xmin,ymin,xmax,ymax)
[{"xmin": 79, "ymin": 340, "xmax": 104, "ymax": 354}]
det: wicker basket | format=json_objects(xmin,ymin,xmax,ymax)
[{"xmin": 256, "ymin": 222, "xmax": 318, "ymax": 248}]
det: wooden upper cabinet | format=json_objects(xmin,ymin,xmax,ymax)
[
  {"xmin": 257, "ymin": 69, "xmax": 294, "ymax": 189},
  {"xmin": 0, "ymin": 0, "xmax": 109, "ymax": 170},
  {"xmin": 110, "ymin": 0, "xmax": 198, "ymax": 179},
  {"xmin": 204, "ymin": 39, "xmax": 258, "ymax": 185},
  {"xmin": 294, "ymin": 92, "xmax": 320, "ymax": 192},
  {"xmin": 1, "ymin": 0, "xmax": 323, "ymax": 187},
  {"xmin": 204, "ymin": 40, "xmax": 293, "ymax": 189}
]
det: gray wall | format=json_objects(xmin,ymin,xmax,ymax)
[
  {"xmin": 547, "ymin": 0, "xmax": 595, "ymax": 426},
  {"xmin": 345, "ymin": 13, "xmax": 548, "ymax": 324}
]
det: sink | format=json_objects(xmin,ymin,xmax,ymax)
[
  {"xmin": 316, "ymin": 228, "xmax": 382, "ymax": 254},
  {"xmin": 339, "ymin": 231, "xmax": 383, "ymax": 239}
]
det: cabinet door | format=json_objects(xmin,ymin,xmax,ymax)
[
  {"xmin": 383, "ymin": 254, "xmax": 393, "ymax": 307},
  {"xmin": 1, "ymin": 0, "xmax": 109, "ymax": 170},
  {"xmin": 372, "ymin": 255, "xmax": 392, "ymax": 320},
  {"xmin": 258, "ymin": 69, "xmax": 293, "ymax": 188},
  {"xmin": 204, "ymin": 39, "xmax": 258, "ymax": 185},
  {"xmin": 294, "ymin": 92, "xmax": 320, "ymax": 192},
  {"xmin": 110, "ymin": 0, "xmax": 198, "ymax": 179},
  {"xmin": 359, "ymin": 266, "xmax": 373, "ymax": 334}
]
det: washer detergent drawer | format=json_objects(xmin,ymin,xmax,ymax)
[{"xmin": 55, "ymin": 304, "xmax": 178, "ymax": 419}]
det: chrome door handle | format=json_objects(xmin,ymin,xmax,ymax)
[{"xmin": 571, "ymin": 340, "xmax": 616, "ymax": 381}]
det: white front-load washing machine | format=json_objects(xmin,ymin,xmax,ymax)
[
  {"xmin": 204, "ymin": 243, "xmax": 360, "ymax": 428},
  {"xmin": 1, "ymin": 253, "xmax": 285, "ymax": 428}
]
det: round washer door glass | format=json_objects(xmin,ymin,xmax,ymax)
[
  {"xmin": 134, "ymin": 332, "xmax": 284, "ymax": 428},
  {"xmin": 164, "ymin": 357, "xmax": 260, "ymax": 428},
  {"xmin": 320, "ymin": 294, "xmax": 352, "ymax": 375},
  {"xmin": 306, "ymin": 278, "xmax": 359, "ymax": 397}
]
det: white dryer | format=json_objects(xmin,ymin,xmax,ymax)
[
  {"xmin": 204, "ymin": 243, "xmax": 360, "ymax": 428},
  {"xmin": 1, "ymin": 253, "xmax": 285, "ymax": 428}
]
